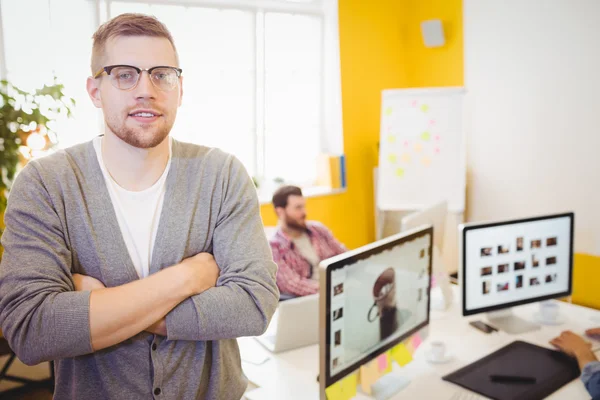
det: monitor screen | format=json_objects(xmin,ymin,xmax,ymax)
[
  {"xmin": 462, "ymin": 213, "xmax": 574, "ymax": 316},
  {"xmin": 322, "ymin": 226, "xmax": 432, "ymax": 387}
]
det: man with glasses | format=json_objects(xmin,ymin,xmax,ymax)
[{"xmin": 0, "ymin": 13, "xmax": 278, "ymax": 399}]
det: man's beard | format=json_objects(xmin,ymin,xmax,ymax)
[
  {"xmin": 106, "ymin": 114, "xmax": 172, "ymax": 149},
  {"xmin": 285, "ymin": 215, "xmax": 307, "ymax": 231}
]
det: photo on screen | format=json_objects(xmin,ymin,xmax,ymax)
[
  {"xmin": 531, "ymin": 239, "xmax": 542, "ymax": 249},
  {"xmin": 332, "ymin": 357, "xmax": 339, "ymax": 368},
  {"xmin": 334, "ymin": 330, "xmax": 341, "ymax": 346},
  {"xmin": 480, "ymin": 247, "xmax": 493, "ymax": 257},
  {"xmin": 516, "ymin": 237, "xmax": 524, "ymax": 251},
  {"xmin": 545, "ymin": 273, "xmax": 557, "ymax": 283},
  {"xmin": 530, "ymin": 277, "xmax": 540, "ymax": 286},
  {"xmin": 482, "ymin": 280, "xmax": 491, "ymax": 295},
  {"xmin": 334, "ymin": 283, "xmax": 344, "ymax": 296},
  {"xmin": 333, "ymin": 308, "xmax": 344, "ymax": 321},
  {"xmin": 546, "ymin": 256, "xmax": 557, "ymax": 266},
  {"xmin": 480, "ymin": 266, "xmax": 493, "ymax": 277},
  {"xmin": 516, "ymin": 275, "xmax": 523, "ymax": 289},
  {"xmin": 497, "ymin": 282, "xmax": 509, "ymax": 292},
  {"xmin": 497, "ymin": 263, "xmax": 509, "ymax": 274},
  {"xmin": 514, "ymin": 261, "xmax": 526, "ymax": 271},
  {"xmin": 547, "ymin": 237, "xmax": 558, "ymax": 246},
  {"xmin": 419, "ymin": 249, "xmax": 425, "ymax": 259},
  {"xmin": 498, "ymin": 244, "xmax": 510, "ymax": 254},
  {"xmin": 532, "ymin": 254, "xmax": 540, "ymax": 268}
]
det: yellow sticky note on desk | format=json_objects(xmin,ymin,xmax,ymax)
[
  {"xmin": 384, "ymin": 352, "xmax": 393, "ymax": 374},
  {"xmin": 341, "ymin": 372, "xmax": 358, "ymax": 398},
  {"xmin": 391, "ymin": 343, "xmax": 413, "ymax": 367},
  {"xmin": 325, "ymin": 381, "xmax": 344, "ymax": 400},
  {"xmin": 325, "ymin": 372, "xmax": 358, "ymax": 400}
]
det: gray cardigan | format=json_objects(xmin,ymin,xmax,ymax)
[{"xmin": 0, "ymin": 138, "xmax": 279, "ymax": 399}]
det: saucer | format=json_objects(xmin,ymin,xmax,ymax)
[
  {"xmin": 533, "ymin": 312, "xmax": 565, "ymax": 325},
  {"xmin": 426, "ymin": 351, "xmax": 454, "ymax": 364}
]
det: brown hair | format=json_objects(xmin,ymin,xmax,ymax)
[
  {"xmin": 272, "ymin": 185, "xmax": 303, "ymax": 209},
  {"xmin": 91, "ymin": 13, "xmax": 179, "ymax": 74}
]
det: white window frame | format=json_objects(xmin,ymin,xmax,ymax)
[{"xmin": 0, "ymin": 0, "xmax": 343, "ymax": 190}]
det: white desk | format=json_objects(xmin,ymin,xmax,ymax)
[{"xmin": 240, "ymin": 287, "xmax": 599, "ymax": 400}]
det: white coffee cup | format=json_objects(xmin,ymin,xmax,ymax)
[
  {"xmin": 430, "ymin": 341, "xmax": 446, "ymax": 362},
  {"xmin": 540, "ymin": 301, "xmax": 559, "ymax": 322}
]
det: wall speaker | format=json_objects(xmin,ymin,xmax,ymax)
[{"xmin": 421, "ymin": 19, "xmax": 445, "ymax": 48}]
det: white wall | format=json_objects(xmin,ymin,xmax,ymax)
[{"xmin": 464, "ymin": 0, "xmax": 600, "ymax": 255}]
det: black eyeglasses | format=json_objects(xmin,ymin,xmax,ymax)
[{"xmin": 94, "ymin": 65, "xmax": 183, "ymax": 91}]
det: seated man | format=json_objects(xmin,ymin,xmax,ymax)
[
  {"xmin": 551, "ymin": 328, "xmax": 600, "ymax": 399},
  {"xmin": 269, "ymin": 186, "xmax": 347, "ymax": 297}
]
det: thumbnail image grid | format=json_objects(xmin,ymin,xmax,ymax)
[{"xmin": 478, "ymin": 234, "xmax": 559, "ymax": 295}]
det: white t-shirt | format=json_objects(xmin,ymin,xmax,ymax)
[
  {"xmin": 93, "ymin": 137, "xmax": 171, "ymax": 279},
  {"xmin": 293, "ymin": 233, "xmax": 321, "ymax": 280}
]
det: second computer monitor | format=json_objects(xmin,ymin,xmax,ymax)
[
  {"xmin": 318, "ymin": 226, "xmax": 433, "ymax": 397},
  {"xmin": 401, "ymin": 201, "xmax": 447, "ymax": 253},
  {"xmin": 460, "ymin": 212, "xmax": 574, "ymax": 333}
]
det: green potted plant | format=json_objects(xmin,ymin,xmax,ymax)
[{"xmin": 0, "ymin": 79, "xmax": 75, "ymax": 260}]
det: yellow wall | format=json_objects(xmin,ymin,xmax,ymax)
[
  {"xmin": 400, "ymin": 0, "xmax": 463, "ymax": 87},
  {"xmin": 260, "ymin": 0, "xmax": 413, "ymax": 249},
  {"xmin": 260, "ymin": 0, "xmax": 463, "ymax": 250},
  {"xmin": 261, "ymin": 0, "xmax": 600, "ymax": 311},
  {"xmin": 572, "ymin": 254, "xmax": 600, "ymax": 310}
]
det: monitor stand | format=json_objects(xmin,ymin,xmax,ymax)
[
  {"xmin": 486, "ymin": 308, "xmax": 540, "ymax": 334},
  {"xmin": 361, "ymin": 371, "xmax": 411, "ymax": 400}
]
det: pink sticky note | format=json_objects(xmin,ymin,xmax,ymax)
[
  {"xmin": 403, "ymin": 141, "xmax": 409, "ymax": 147},
  {"xmin": 429, "ymin": 119, "xmax": 436, "ymax": 126},
  {"xmin": 377, "ymin": 354, "xmax": 388, "ymax": 372},
  {"xmin": 411, "ymin": 334, "xmax": 422, "ymax": 350},
  {"xmin": 411, "ymin": 100, "xmax": 417, "ymax": 107},
  {"xmin": 435, "ymin": 147, "xmax": 441, "ymax": 154},
  {"xmin": 435, "ymin": 135, "xmax": 441, "ymax": 141}
]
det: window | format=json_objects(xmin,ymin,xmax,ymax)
[
  {"xmin": 0, "ymin": 0, "xmax": 343, "ymax": 188},
  {"xmin": 0, "ymin": 0, "xmax": 101, "ymax": 149}
]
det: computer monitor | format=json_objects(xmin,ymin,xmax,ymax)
[
  {"xmin": 401, "ymin": 201, "xmax": 453, "ymax": 310},
  {"xmin": 401, "ymin": 201, "xmax": 447, "ymax": 253},
  {"xmin": 318, "ymin": 226, "xmax": 433, "ymax": 399},
  {"xmin": 460, "ymin": 212, "xmax": 574, "ymax": 334}
]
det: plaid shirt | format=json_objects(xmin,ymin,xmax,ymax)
[{"xmin": 269, "ymin": 221, "xmax": 347, "ymax": 296}]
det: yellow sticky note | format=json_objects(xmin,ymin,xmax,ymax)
[
  {"xmin": 386, "ymin": 135, "xmax": 396, "ymax": 143},
  {"xmin": 341, "ymin": 373, "xmax": 358, "ymax": 398},
  {"xmin": 395, "ymin": 168, "xmax": 405, "ymax": 178},
  {"xmin": 387, "ymin": 154, "xmax": 397, "ymax": 163},
  {"xmin": 414, "ymin": 143, "xmax": 423, "ymax": 153},
  {"xmin": 421, "ymin": 156, "xmax": 431, "ymax": 167},
  {"xmin": 401, "ymin": 153, "xmax": 411, "ymax": 163},
  {"xmin": 391, "ymin": 343, "xmax": 413, "ymax": 367},
  {"xmin": 383, "ymin": 352, "xmax": 393, "ymax": 374},
  {"xmin": 325, "ymin": 381, "xmax": 344, "ymax": 400},
  {"xmin": 359, "ymin": 361, "xmax": 379, "ymax": 394},
  {"xmin": 421, "ymin": 104, "xmax": 429, "ymax": 112},
  {"xmin": 326, "ymin": 373, "xmax": 358, "ymax": 400},
  {"xmin": 385, "ymin": 107, "xmax": 393, "ymax": 116},
  {"xmin": 421, "ymin": 131, "xmax": 431, "ymax": 141}
]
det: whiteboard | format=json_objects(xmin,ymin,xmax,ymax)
[{"xmin": 377, "ymin": 87, "xmax": 466, "ymax": 212}]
